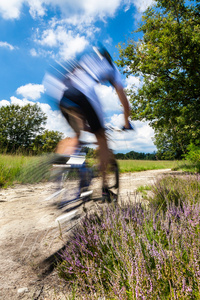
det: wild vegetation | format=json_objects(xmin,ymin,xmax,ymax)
[
  {"xmin": 117, "ymin": 0, "xmax": 200, "ymax": 159},
  {"xmin": 0, "ymin": 154, "xmax": 51, "ymax": 188},
  {"xmin": 58, "ymin": 174, "xmax": 200, "ymax": 299},
  {"xmin": 54, "ymin": 1, "xmax": 200, "ymax": 297},
  {"xmin": 0, "ymin": 154, "xmax": 178, "ymax": 188}
]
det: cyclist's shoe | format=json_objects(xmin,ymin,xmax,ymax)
[{"xmin": 102, "ymin": 187, "xmax": 112, "ymax": 203}]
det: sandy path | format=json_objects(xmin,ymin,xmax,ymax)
[{"xmin": 0, "ymin": 169, "xmax": 173, "ymax": 299}]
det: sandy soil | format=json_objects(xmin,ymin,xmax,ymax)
[{"xmin": 0, "ymin": 169, "xmax": 175, "ymax": 300}]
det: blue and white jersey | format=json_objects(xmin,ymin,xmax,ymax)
[
  {"xmin": 65, "ymin": 50, "xmax": 123, "ymax": 123},
  {"xmin": 43, "ymin": 47, "xmax": 124, "ymax": 126},
  {"xmin": 68, "ymin": 51, "xmax": 124, "ymax": 98}
]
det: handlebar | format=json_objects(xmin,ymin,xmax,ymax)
[
  {"xmin": 105, "ymin": 122, "xmax": 134, "ymax": 132},
  {"xmin": 121, "ymin": 121, "xmax": 134, "ymax": 131}
]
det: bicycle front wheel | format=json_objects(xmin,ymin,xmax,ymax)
[{"xmin": 58, "ymin": 167, "xmax": 81, "ymax": 207}]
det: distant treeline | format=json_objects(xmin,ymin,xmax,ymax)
[
  {"xmin": 115, "ymin": 151, "xmax": 157, "ymax": 160},
  {"xmin": 82, "ymin": 147, "xmax": 157, "ymax": 160}
]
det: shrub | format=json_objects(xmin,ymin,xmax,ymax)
[
  {"xmin": 183, "ymin": 144, "xmax": 200, "ymax": 173},
  {"xmin": 58, "ymin": 175, "xmax": 200, "ymax": 299}
]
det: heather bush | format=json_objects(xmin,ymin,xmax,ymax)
[{"xmin": 58, "ymin": 175, "xmax": 200, "ymax": 299}]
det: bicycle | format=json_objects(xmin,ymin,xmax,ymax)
[{"xmin": 49, "ymin": 127, "xmax": 120, "ymax": 210}]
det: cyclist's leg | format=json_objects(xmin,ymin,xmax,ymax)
[
  {"xmin": 56, "ymin": 136, "xmax": 78, "ymax": 156},
  {"xmin": 58, "ymin": 89, "xmax": 113, "ymax": 200},
  {"xmin": 74, "ymin": 93, "xmax": 117, "ymax": 200},
  {"xmin": 94, "ymin": 128, "xmax": 110, "ymax": 187},
  {"xmin": 56, "ymin": 96, "xmax": 84, "ymax": 155},
  {"xmin": 72, "ymin": 94, "xmax": 111, "ymax": 188}
]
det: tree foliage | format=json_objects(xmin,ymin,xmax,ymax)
[
  {"xmin": 32, "ymin": 129, "xmax": 64, "ymax": 154},
  {"xmin": 118, "ymin": 0, "xmax": 200, "ymax": 158},
  {"xmin": 0, "ymin": 104, "xmax": 47, "ymax": 152},
  {"xmin": 0, "ymin": 104, "xmax": 63, "ymax": 154}
]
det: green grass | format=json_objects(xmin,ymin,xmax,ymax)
[
  {"xmin": 136, "ymin": 185, "xmax": 152, "ymax": 198},
  {"xmin": 0, "ymin": 154, "xmax": 186, "ymax": 189},
  {"xmin": 0, "ymin": 154, "xmax": 51, "ymax": 188},
  {"xmin": 174, "ymin": 160, "xmax": 200, "ymax": 173},
  {"xmin": 118, "ymin": 159, "xmax": 178, "ymax": 173}
]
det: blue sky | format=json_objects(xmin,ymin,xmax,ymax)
[{"xmin": 0, "ymin": 0, "xmax": 156, "ymax": 153}]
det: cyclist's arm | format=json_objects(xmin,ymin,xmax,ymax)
[
  {"xmin": 109, "ymin": 65, "xmax": 131, "ymax": 128},
  {"xmin": 115, "ymin": 85, "xmax": 131, "ymax": 128}
]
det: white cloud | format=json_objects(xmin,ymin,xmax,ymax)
[
  {"xmin": 0, "ymin": 0, "xmax": 24, "ymax": 19},
  {"xmin": 38, "ymin": 29, "xmax": 57, "ymax": 47},
  {"xmin": 30, "ymin": 48, "xmax": 54, "ymax": 58},
  {"xmin": 28, "ymin": 0, "xmax": 46, "ymax": 19},
  {"xmin": 131, "ymin": 0, "xmax": 155, "ymax": 13},
  {"xmin": 58, "ymin": 34, "xmax": 88, "ymax": 60},
  {"xmin": 106, "ymin": 114, "xmax": 156, "ymax": 153},
  {"xmin": 81, "ymin": 0, "xmax": 121, "ymax": 18},
  {"xmin": 125, "ymin": 75, "xmax": 141, "ymax": 91},
  {"xmin": 95, "ymin": 84, "xmax": 121, "ymax": 113},
  {"xmin": 35, "ymin": 26, "xmax": 89, "ymax": 60},
  {"xmin": 0, "ymin": 100, "xmax": 10, "ymax": 107},
  {"xmin": 61, "ymin": 14, "xmax": 95, "ymax": 27},
  {"xmin": 0, "ymin": 0, "xmax": 155, "ymax": 21},
  {"xmin": 108, "ymin": 113, "xmax": 124, "ymax": 127},
  {"xmin": 30, "ymin": 48, "xmax": 38, "ymax": 56},
  {"xmin": 16, "ymin": 83, "xmax": 45, "ymax": 100},
  {"xmin": 0, "ymin": 41, "xmax": 15, "ymax": 50},
  {"xmin": 0, "ymin": 0, "xmax": 155, "ymax": 64},
  {"xmin": 10, "ymin": 96, "xmax": 31, "ymax": 106}
]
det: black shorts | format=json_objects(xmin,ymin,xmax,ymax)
[{"xmin": 60, "ymin": 86, "xmax": 103, "ymax": 134}]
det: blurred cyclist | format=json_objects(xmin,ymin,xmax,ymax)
[{"xmin": 45, "ymin": 44, "xmax": 132, "ymax": 201}]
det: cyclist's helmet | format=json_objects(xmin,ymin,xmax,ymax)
[{"xmin": 94, "ymin": 43, "xmax": 113, "ymax": 66}]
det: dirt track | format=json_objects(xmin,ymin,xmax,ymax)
[{"xmin": 0, "ymin": 169, "xmax": 174, "ymax": 299}]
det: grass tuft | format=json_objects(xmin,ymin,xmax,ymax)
[
  {"xmin": 118, "ymin": 159, "xmax": 178, "ymax": 173},
  {"xmin": 0, "ymin": 154, "xmax": 52, "ymax": 188}
]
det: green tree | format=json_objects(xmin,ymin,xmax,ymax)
[
  {"xmin": 118, "ymin": 0, "xmax": 200, "ymax": 158},
  {"xmin": 32, "ymin": 129, "xmax": 64, "ymax": 154},
  {"xmin": 0, "ymin": 104, "xmax": 47, "ymax": 153}
]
